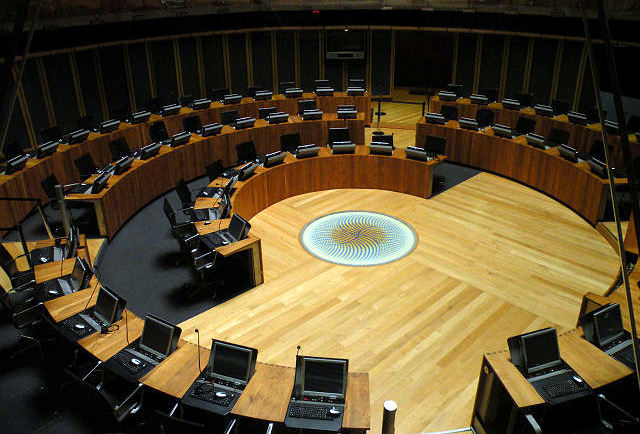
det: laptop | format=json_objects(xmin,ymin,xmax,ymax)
[
  {"xmin": 183, "ymin": 339, "xmax": 258, "ymax": 415},
  {"xmin": 37, "ymin": 257, "xmax": 92, "ymax": 301},
  {"xmin": 60, "ymin": 286, "xmax": 126, "ymax": 341},
  {"xmin": 105, "ymin": 314, "xmax": 181, "ymax": 381},
  {"xmin": 66, "ymin": 171, "xmax": 112, "ymax": 195},
  {"xmin": 30, "ymin": 225, "xmax": 79, "ymax": 265},
  {"xmin": 197, "ymin": 176, "xmax": 237, "ymax": 201},
  {"xmin": 202, "ymin": 213, "xmax": 250, "ymax": 248},
  {"xmin": 285, "ymin": 356, "xmax": 349, "ymax": 432},
  {"xmin": 508, "ymin": 328, "xmax": 591, "ymax": 405},
  {"xmin": 580, "ymin": 303, "xmax": 637, "ymax": 370}
]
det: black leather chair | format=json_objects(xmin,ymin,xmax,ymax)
[
  {"xmin": 182, "ymin": 115, "xmax": 202, "ymax": 134},
  {"xmin": 280, "ymin": 133, "xmax": 301, "ymax": 153},
  {"xmin": 108, "ymin": 137, "xmax": 131, "ymax": 161},
  {"xmin": 77, "ymin": 115, "xmax": 95, "ymax": 131},
  {"xmin": 440, "ymin": 105, "xmax": 458, "ymax": 121},
  {"xmin": 150, "ymin": 120, "xmax": 170, "ymax": 143},
  {"xmin": 40, "ymin": 125, "xmax": 62, "ymax": 142},
  {"xmin": 74, "ymin": 153, "xmax": 98, "ymax": 179},
  {"xmin": 206, "ymin": 160, "xmax": 224, "ymax": 182}
]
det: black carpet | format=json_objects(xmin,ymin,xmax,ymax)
[{"xmin": 0, "ymin": 162, "xmax": 479, "ymax": 433}]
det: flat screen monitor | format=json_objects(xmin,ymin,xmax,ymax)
[
  {"xmin": 99, "ymin": 119, "xmax": 120, "ymax": 134},
  {"xmin": 183, "ymin": 115, "xmax": 202, "ymax": 134},
  {"xmin": 515, "ymin": 117, "xmax": 536, "ymax": 136},
  {"xmin": 593, "ymin": 303, "xmax": 625, "ymax": 347},
  {"xmin": 139, "ymin": 143, "xmax": 161, "ymax": 160},
  {"xmin": 93, "ymin": 286, "xmax": 125, "ymax": 325},
  {"xmin": 36, "ymin": 141, "xmax": 58, "ymax": 159},
  {"xmin": 228, "ymin": 213, "xmax": 250, "ymax": 240},
  {"xmin": 70, "ymin": 257, "xmax": 86, "ymax": 287},
  {"xmin": 114, "ymin": 156, "xmax": 133, "ymax": 175},
  {"xmin": 328, "ymin": 127, "xmax": 349, "ymax": 144},
  {"xmin": 296, "ymin": 356, "xmax": 348, "ymax": 398},
  {"xmin": 139, "ymin": 314, "xmax": 181, "ymax": 358},
  {"xmin": 5, "ymin": 154, "xmax": 29, "ymax": 174},
  {"xmin": 298, "ymin": 99, "xmax": 317, "ymax": 115},
  {"xmin": 546, "ymin": 128, "xmax": 570, "ymax": 147},
  {"xmin": 220, "ymin": 110, "xmax": 238, "ymax": 126},
  {"xmin": 91, "ymin": 172, "xmax": 111, "ymax": 194},
  {"xmin": 425, "ymin": 135, "xmax": 446, "ymax": 155},
  {"xmin": 208, "ymin": 340, "xmax": 257, "ymax": 383},
  {"xmin": 281, "ymin": 133, "xmax": 301, "ymax": 153},
  {"xmin": 521, "ymin": 328, "xmax": 561, "ymax": 375},
  {"xmin": 258, "ymin": 107, "xmax": 277, "ymax": 119},
  {"xmin": 68, "ymin": 129, "xmax": 90, "ymax": 144},
  {"xmin": 326, "ymin": 29, "xmax": 365, "ymax": 59}
]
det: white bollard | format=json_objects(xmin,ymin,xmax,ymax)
[{"xmin": 382, "ymin": 400, "xmax": 398, "ymax": 434}]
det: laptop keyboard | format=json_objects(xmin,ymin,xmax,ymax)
[
  {"xmin": 62, "ymin": 315, "xmax": 98, "ymax": 338},
  {"xmin": 190, "ymin": 382, "xmax": 235, "ymax": 406},
  {"xmin": 288, "ymin": 403, "xmax": 337, "ymax": 420},
  {"xmin": 67, "ymin": 184, "xmax": 92, "ymax": 195},
  {"xmin": 531, "ymin": 371, "xmax": 588, "ymax": 399},
  {"xmin": 614, "ymin": 345, "xmax": 636, "ymax": 368},
  {"xmin": 112, "ymin": 351, "xmax": 148, "ymax": 373}
]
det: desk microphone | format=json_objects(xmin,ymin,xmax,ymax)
[
  {"xmin": 296, "ymin": 345, "xmax": 301, "ymax": 357},
  {"xmin": 124, "ymin": 308, "xmax": 130, "ymax": 345},
  {"xmin": 195, "ymin": 328, "xmax": 202, "ymax": 374},
  {"xmin": 83, "ymin": 278, "xmax": 100, "ymax": 311}
]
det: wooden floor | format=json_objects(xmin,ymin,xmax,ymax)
[{"xmin": 179, "ymin": 173, "xmax": 619, "ymax": 433}]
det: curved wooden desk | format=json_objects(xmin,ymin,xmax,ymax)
[
  {"xmin": 416, "ymin": 118, "xmax": 626, "ymax": 225},
  {"xmin": 65, "ymin": 114, "xmax": 365, "ymax": 239},
  {"xmin": 0, "ymin": 92, "xmax": 370, "ymax": 235},
  {"xmin": 430, "ymin": 95, "xmax": 639, "ymax": 169}
]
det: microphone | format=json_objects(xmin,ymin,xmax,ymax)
[
  {"xmin": 195, "ymin": 328, "xmax": 202, "ymax": 374},
  {"xmin": 83, "ymin": 278, "xmax": 100, "ymax": 311},
  {"xmin": 124, "ymin": 308, "xmax": 130, "ymax": 345},
  {"xmin": 296, "ymin": 345, "xmax": 301, "ymax": 357}
]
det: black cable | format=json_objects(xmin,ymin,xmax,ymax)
[{"xmin": 83, "ymin": 278, "xmax": 100, "ymax": 312}]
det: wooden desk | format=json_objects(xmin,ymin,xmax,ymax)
[
  {"xmin": 581, "ymin": 291, "xmax": 640, "ymax": 332},
  {"xmin": 77, "ymin": 309, "xmax": 144, "ymax": 361},
  {"xmin": 0, "ymin": 94, "xmax": 370, "ymax": 236},
  {"xmin": 44, "ymin": 283, "xmax": 101, "ymax": 322},
  {"xmin": 416, "ymin": 118, "xmax": 624, "ymax": 224},
  {"xmin": 65, "ymin": 115, "xmax": 365, "ymax": 239},
  {"xmin": 430, "ymin": 96, "xmax": 639, "ymax": 169}
]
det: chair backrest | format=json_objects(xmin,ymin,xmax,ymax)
[
  {"xmin": 74, "ymin": 153, "xmax": 98, "ymax": 179},
  {"xmin": 156, "ymin": 410, "xmax": 205, "ymax": 434},
  {"xmin": 163, "ymin": 198, "xmax": 177, "ymax": 227},
  {"xmin": 41, "ymin": 174, "xmax": 60, "ymax": 201},
  {"xmin": 109, "ymin": 137, "xmax": 131, "ymax": 161},
  {"xmin": 0, "ymin": 243, "xmax": 19, "ymax": 277},
  {"xmin": 179, "ymin": 94, "xmax": 193, "ymax": 107},
  {"xmin": 206, "ymin": 160, "xmax": 224, "ymax": 182},
  {"xmin": 150, "ymin": 120, "xmax": 169, "ymax": 143},
  {"xmin": 175, "ymin": 179, "xmax": 193, "ymax": 209},
  {"xmin": 236, "ymin": 140, "xmax": 257, "ymax": 163},
  {"xmin": 476, "ymin": 108, "xmax": 494, "ymax": 128},
  {"xmin": 220, "ymin": 109, "xmax": 239, "ymax": 126},
  {"xmin": 440, "ymin": 105, "xmax": 458, "ymax": 121},
  {"xmin": 4, "ymin": 140, "xmax": 23, "ymax": 159},
  {"xmin": 551, "ymin": 99, "xmax": 570, "ymax": 116},
  {"xmin": 280, "ymin": 132, "xmax": 301, "ymax": 153},
  {"xmin": 77, "ymin": 115, "xmax": 94, "ymax": 130},
  {"xmin": 148, "ymin": 97, "xmax": 164, "ymax": 114}
]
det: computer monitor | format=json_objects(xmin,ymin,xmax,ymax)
[
  {"xmin": 70, "ymin": 257, "xmax": 87, "ymax": 288},
  {"xmin": 228, "ymin": 213, "xmax": 250, "ymax": 241},
  {"xmin": 207, "ymin": 339, "xmax": 258, "ymax": 384},
  {"xmin": 183, "ymin": 115, "xmax": 202, "ymax": 134},
  {"xmin": 581, "ymin": 303, "xmax": 625, "ymax": 348},
  {"xmin": 509, "ymin": 328, "xmax": 562, "ymax": 377},
  {"xmin": 546, "ymin": 128, "xmax": 570, "ymax": 147},
  {"xmin": 91, "ymin": 172, "xmax": 111, "ymax": 194},
  {"xmin": 220, "ymin": 110, "xmax": 239, "ymax": 126},
  {"xmin": 138, "ymin": 143, "xmax": 161, "ymax": 160},
  {"xmin": 99, "ymin": 119, "xmax": 120, "ymax": 134},
  {"xmin": 281, "ymin": 133, "xmax": 301, "ymax": 153},
  {"xmin": 294, "ymin": 356, "xmax": 348, "ymax": 399},
  {"xmin": 139, "ymin": 314, "xmax": 181, "ymax": 359},
  {"xmin": 515, "ymin": 117, "xmax": 536, "ymax": 136},
  {"xmin": 36, "ymin": 141, "xmax": 58, "ymax": 159},
  {"xmin": 258, "ymin": 107, "xmax": 277, "ymax": 119},
  {"xmin": 93, "ymin": 286, "xmax": 126, "ymax": 326},
  {"xmin": 424, "ymin": 135, "xmax": 446, "ymax": 155},
  {"xmin": 5, "ymin": 154, "xmax": 29, "ymax": 174},
  {"xmin": 114, "ymin": 156, "xmax": 133, "ymax": 175},
  {"xmin": 328, "ymin": 127, "xmax": 349, "ymax": 145},
  {"xmin": 298, "ymin": 99, "xmax": 317, "ymax": 115}
]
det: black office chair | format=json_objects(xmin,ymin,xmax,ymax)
[
  {"xmin": 516, "ymin": 92, "xmax": 534, "ymax": 108},
  {"xmin": 479, "ymin": 86, "xmax": 499, "ymax": 103},
  {"xmin": 586, "ymin": 107, "xmax": 605, "ymax": 124},
  {"xmin": 220, "ymin": 109, "xmax": 239, "ymax": 126},
  {"xmin": 108, "ymin": 137, "xmax": 131, "ymax": 162},
  {"xmin": 9, "ymin": 302, "xmax": 49, "ymax": 360},
  {"xmin": 440, "ymin": 105, "xmax": 458, "ymax": 121},
  {"xmin": 175, "ymin": 178, "xmax": 194, "ymax": 211},
  {"xmin": 150, "ymin": 120, "xmax": 170, "ymax": 143},
  {"xmin": 77, "ymin": 115, "xmax": 95, "ymax": 131},
  {"xmin": 280, "ymin": 132, "xmax": 301, "ymax": 153},
  {"xmin": 297, "ymin": 99, "xmax": 317, "ymax": 115},
  {"xmin": 236, "ymin": 140, "xmax": 257, "ymax": 164},
  {"xmin": 111, "ymin": 107, "xmax": 131, "ymax": 122},
  {"xmin": 41, "ymin": 174, "xmax": 90, "ymax": 213},
  {"xmin": 74, "ymin": 153, "xmax": 98, "ymax": 179},
  {"xmin": 163, "ymin": 198, "xmax": 197, "ymax": 238},
  {"xmin": 626, "ymin": 115, "xmax": 640, "ymax": 134},
  {"xmin": 476, "ymin": 108, "xmax": 494, "ymax": 129},
  {"xmin": 183, "ymin": 237, "xmax": 224, "ymax": 300},
  {"xmin": 179, "ymin": 94, "xmax": 194, "ymax": 108},
  {"xmin": 40, "ymin": 125, "xmax": 62, "ymax": 143},
  {"xmin": 182, "ymin": 115, "xmax": 202, "ymax": 134},
  {"xmin": 155, "ymin": 410, "xmax": 206, "ymax": 434},
  {"xmin": 515, "ymin": 116, "xmax": 536, "ymax": 136},
  {"xmin": 206, "ymin": 160, "xmax": 225, "ymax": 182},
  {"xmin": 247, "ymin": 85, "xmax": 263, "ymax": 98},
  {"xmin": 3, "ymin": 140, "xmax": 24, "ymax": 159}
]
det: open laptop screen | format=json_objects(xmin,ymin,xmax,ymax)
[
  {"xmin": 299, "ymin": 357, "xmax": 348, "ymax": 398},
  {"xmin": 522, "ymin": 328, "xmax": 561, "ymax": 375},
  {"xmin": 228, "ymin": 214, "xmax": 248, "ymax": 240},
  {"xmin": 94, "ymin": 287, "xmax": 119, "ymax": 325},
  {"xmin": 209, "ymin": 340, "xmax": 253, "ymax": 382},
  {"xmin": 70, "ymin": 258, "xmax": 85, "ymax": 285},
  {"xmin": 595, "ymin": 303, "xmax": 625, "ymax": 347},
  {"xmin": 139, "ymin": 315, "xmax": 176, "ymax": 358}
]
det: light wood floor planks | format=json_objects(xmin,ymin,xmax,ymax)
[{"xmin": 179, "ymin": 173, "xmax": 619, "ymax": 433}]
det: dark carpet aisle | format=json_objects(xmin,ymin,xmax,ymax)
[{"xmin": 0, "ymin": 162, "xmax": 479, "ymax": 433}]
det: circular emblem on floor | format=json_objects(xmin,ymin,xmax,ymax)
[{"xmin": 300, "ymin": 211, "xmax": 417, "ymax": 266}]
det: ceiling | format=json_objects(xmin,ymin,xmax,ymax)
[{"xmin": 2, "ymin": 0, "xmax": 640, "ymax": 31}]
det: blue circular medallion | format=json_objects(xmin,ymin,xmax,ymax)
[{"xmin": 300, "ymin": 211, "xmax": 417, "ymax": 266}]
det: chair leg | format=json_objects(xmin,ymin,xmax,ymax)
[
  {"xmin": 10, "ymin": 334, "xmax": 43, "ymax": 360},
  {"xmin": 183, "ymin": 280, "xmax": 223, "ymax": 300}
]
